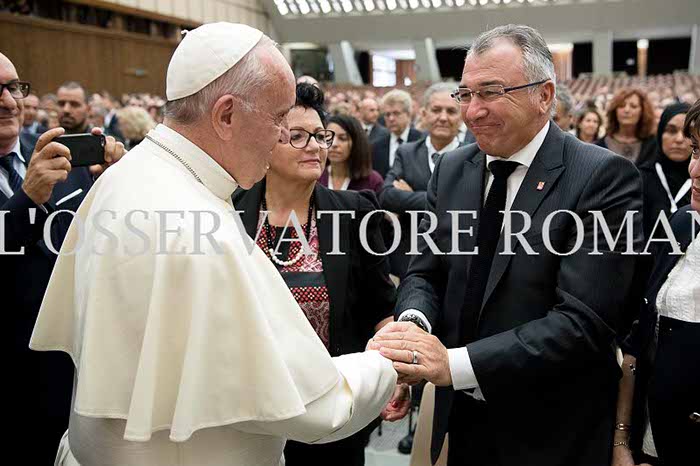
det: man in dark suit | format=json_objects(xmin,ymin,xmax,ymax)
[
  {"xmin": 20, "ymin": 93, "xmax": 47, "ymax": 136},
  {"xmin": 1, "ymin": 51, "xmax": 124, "ymax": 463},
  {"xmin": 372, "ymin": 89, "xmax": 423, "ymax": 178},
  {"xmin": 358, "ymin": 97, "xmax": 389, "ymax": 144},
  {"xmin": 380, "ymin": 82, "xmax": 465, "ymax": 279},
  {"xmin": 370, "ymin": 25, "xmax": 643, "ymax": 466}
]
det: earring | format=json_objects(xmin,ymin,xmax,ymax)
[{"xmin": 265, "ymin": 163, "xmax": 270, "ymax": 170}]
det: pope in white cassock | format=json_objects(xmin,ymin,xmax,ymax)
[{"xmin": 30, "ymin": 23, "xmax": 397, "ymax": 466}]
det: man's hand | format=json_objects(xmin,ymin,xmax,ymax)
[
  {"xmin": 393, "ymin": 179, "xmax": 414, "ymax": 192},
  {"xmin": 88, "ymin": 127, "xmax": 125, "ymax": 178},
  {"xmin": 369, "ymin": 322, "xmax": 452, "ymax": 387},
  {"xmin": 380, "ymin": 384, "xmax": 411, "ymax": 422},
  {"xmin": 22, "ymin": 127, "xmax": 72, "ymax": 205}
]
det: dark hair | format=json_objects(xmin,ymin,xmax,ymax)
[
  {"xmin": 327, "ymin": 114, "xmax": 373, "ymax": 180},
  {"xmin": 58, "ymin": 81, "xmax": 88, "ymax": 103},
  {"xmin": 575, "ymin": 107, "xmax": 603, "ymax": 139},
  {"xmin": 683, "ymin": 98, "xmax": 700, "ymax": 140},
  {"xmin": 295, "ymin": 82, "xmax": 327, "ymax": 127},
  {"xmin": 606, "ymin": 87, "xmax": 656, "ymax": 140}
]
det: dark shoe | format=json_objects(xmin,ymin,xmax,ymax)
[{"xmin": 398, "ymin": 432, "xmax": 414, "ymax": 455}]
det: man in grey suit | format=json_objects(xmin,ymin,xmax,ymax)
[
  {"xmin": 380, "ymin": 82, "xmax": 465, "ymax": 279},
  {"xmin": 370, "ymin": 25, "xmax": 643, "ymax": 466}
]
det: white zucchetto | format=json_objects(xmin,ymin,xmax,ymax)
[{"xmin": 166, "ymin": 22, "xmax": 263, "ymax": 101}]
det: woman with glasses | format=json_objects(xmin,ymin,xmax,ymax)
[
  {"xmin": 319, "ymin": 114, "xmax": 384, "ymax": 194},
  {"xmin": 596, "ymin": 88, "xmax": 657, "ymax": 166},
  {"xmin": 232, "ymin": 83, "xmax": 409, "ymax": 466}
]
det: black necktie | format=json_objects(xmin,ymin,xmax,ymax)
[
  {"xmin": 460, "ymin": 160, "xmax": 520, "ymax": 344},
  {"xmin": 431, "ymin": 152, "xmax": 441, "ymax": 165},
  {"xmin": 397, "ymin": 137, "xmax": 404, "ymax": 145},
  {"xmin": 0, "ymin": 152, "xmax": 23, "ymax": 193}
]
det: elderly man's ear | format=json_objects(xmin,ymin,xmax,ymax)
[
  {"xmin": 211, "ymin": 95, "xmax": 237, "ymax": 141},
  {"xmin": 539, "ymin": 81, "xmax": 556, "ymax": 116}
]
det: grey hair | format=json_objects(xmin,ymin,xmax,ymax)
[
  {"xmin": 467, "ymin": 24, "xmax": 557, "ymax": 116},
  {"xmin": 381, "ymin": 89, "xmax": 413, "ymax": 115},
  {"xmin": 555, "ymin": 83, "xmax": 574, "ymax": 114},
  {"xmin": 164, "ymin": 35, "xmax": 277, "ymax": 125},
  {"xmin": 421, "ymin": 82, "xmax": 457, "ymax": 108}
]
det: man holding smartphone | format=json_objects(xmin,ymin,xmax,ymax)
[{"xmin": 0, "ymin": 51, "xmax": 125, "ymax": 464}]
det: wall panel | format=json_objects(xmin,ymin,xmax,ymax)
[{"xmin": 0, "ymin": 13, "xmax": 175, "ymax": 98}]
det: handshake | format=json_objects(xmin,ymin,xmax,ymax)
[{"xmin": 368, "ymin": 321, "xmax": 454, "ymax": 422}]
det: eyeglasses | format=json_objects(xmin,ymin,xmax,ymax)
[
  {"xmin": 451, "ymin": 80, "xmax": 549, "ymax": 105},
  {"xmin": 289, "ymin": 129, "xmax": 335, "ymax": 149},
  {"xmin": 0, "ymin": 80, "xmax": 31, "ymax": 99}
]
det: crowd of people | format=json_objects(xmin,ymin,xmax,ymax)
[{"xmin": 2, "ymin": 21, "xmax": 698, "ymax": 466}]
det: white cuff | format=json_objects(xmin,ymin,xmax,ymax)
[
  {"xmin": 448, "ymin": 347, "xmax": 479, "ymax": 391},
  {"xmin": 397, "ymin": 309, "xmax": 432, "ymax": 334}
]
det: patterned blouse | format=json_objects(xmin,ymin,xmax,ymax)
[{"xmin": 256, "ymin": 215, "xmax": 331, "ymax": 349}]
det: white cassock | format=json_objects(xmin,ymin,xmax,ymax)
[{"xmin": 30, "ymin": 124, "xmax": 397, "ymax": 466}]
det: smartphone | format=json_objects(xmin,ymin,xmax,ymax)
[{"xmin": 55, "ymin": 133, "xmax": 106, "ymax": 167}]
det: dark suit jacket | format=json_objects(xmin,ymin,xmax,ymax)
[
  {"xmin": 621, "ymin": 205, "xmax": 698, "ymax": 463},
  {"xmin": 379, "ymin": 136, "xmax": 465, "ymax": 278},
  {"xmin": 396, "ymin": 124, "xmax": 644, "ymax": 466},
  {"xmin": 3, "ymin": 132, "xmax": 93, "ymax": 463},
  {"xmin": 105, "ymin": 112, "xmax": 125, "ymax": 143},
  {"xmin": 367, "ymin": 123, "xmax": 389, "ymax": 146},
  {"xmin": 232, "ymin": 182, "xmax": 397, "ymax": 356},
  {"xmin": 371, "ymin": 127, "xmax": 423, "ymax": 178}
]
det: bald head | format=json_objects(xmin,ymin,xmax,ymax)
[
  {"xmin": 0, "ymin": 52, "xmax": 24, "ymax": 152},
  {"xmin": 359, "ymin": 98, "xmax": 379, "ymax": 125}
]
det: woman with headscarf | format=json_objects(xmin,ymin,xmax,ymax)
[{"xmin": 639, "ymin": 102, "xmax": 693, "ymax": 237}]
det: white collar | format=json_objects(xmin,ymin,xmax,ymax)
[
  {"xmin": 486, "ymin": 121, "xmax": 549, "ymax": 169},
  {"xmin": 425, "ymin": 135, "xmax": 460, "ymax": 157},
  {"xmin": 146, "ymin": 124, "xmax": 238, "ymax": 201},
  {"xmin": 391, "ymin": 126, "xmax": 411, "ymax": 143},
  {"xmin": 3, "ymin": 137, "xmax": 23, "ymax": 163}
]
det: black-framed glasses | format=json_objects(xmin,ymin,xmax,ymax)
[
  {"xmin": 289, "ymin": 129, "xmax": 335, "ymax": 149},
  {"xmin": 451, "ymin": 79, "xmax": 549, "ymax": 105},
  {"xmin": 0, "ymin": 80, "xmax": 31, "ymax": 99}
]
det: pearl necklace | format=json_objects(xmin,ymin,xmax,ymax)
[{"xmin": 261, "ymin": 188, "xmax": 315, "ymax": 268}]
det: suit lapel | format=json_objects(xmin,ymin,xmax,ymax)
[
  {"xmin": 416, "ymin": 141, "xmax": 431, "ymax": 187},
  {"xmin": 459, "ymin": 149, "xmax": 485, "ymax": 255},
  {"xmin": 315, "ymin": 185, "xmax": 350, "ymax": 348},
  {"xmin": 481, "ymin": 126, "xmax": 566, "ymax": 311}
]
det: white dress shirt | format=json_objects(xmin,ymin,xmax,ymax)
[
  {"xmin": 0, "ymin": 137, "xmax": 27, "ymax": 198},
  {"xmin": 426, "ymin": 136, "xmax": 460, "ymax": 174},
  {"xmin": 389, "ymin": 126, "xmax": 411, "ymax": 168},
  {"xmin": 401, "ymin": 122, "xmax": 551, "ymax": 399}
]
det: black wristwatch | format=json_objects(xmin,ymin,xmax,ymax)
[{"xmin": 398, "ymin": 313, "xmax": 429, "ymax": 332}]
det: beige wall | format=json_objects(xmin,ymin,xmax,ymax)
[{"xmin": 105, "ymin": 0, "xmax": 272, "ymax": 33}]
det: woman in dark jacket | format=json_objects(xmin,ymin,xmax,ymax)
[
  {"xmin": 597, "ymin": 88, "xmax": 657, "ymax": 167},
  {"xmin": 232, "ymin": 83, "xmax": 409, "ymax": 466},
  {"xmin": 319, "ymin": 114, "xmax": 384, "ymax": 194},
  {"xmin": 612, "ymin": 99, "xmax": 700, "ymax": 466},
  {"xmin": 638, "ymin": 102, "xmax": 693, "ymax": 238}
]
